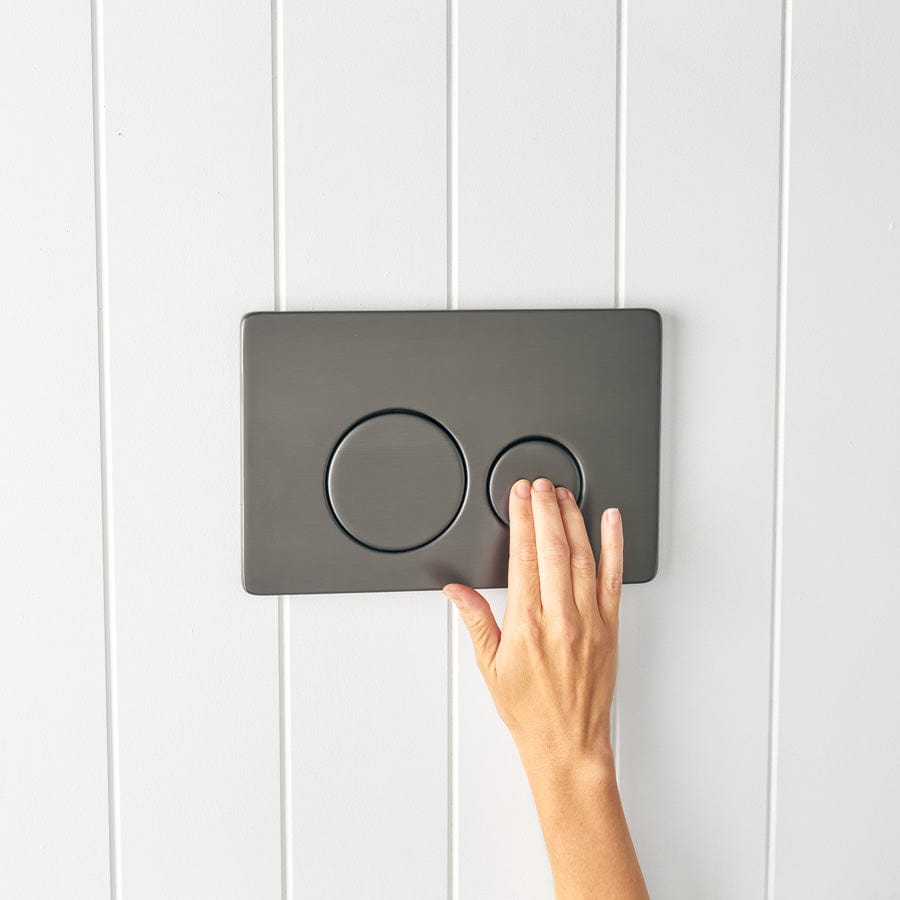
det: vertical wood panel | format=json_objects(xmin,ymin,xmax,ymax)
[
  {"xmin": 282, "ymin": 1, "xmax": 449, "ymax": 896},
  {"xmin": 774, "ymin": 4, "xmax": 900, "ymax": 896},
  {"xmin": 284, "ymin": 0, "xmax": 447, "ymax": 308},
  {"xmin": 456, "ymin": 592, "xmax": 555, "ymax": 899},
  {"xmin": 458, "ymin": 1, "xmax": 617, "ymax": 307},
  {"xmin": 617, "ymin": 2, "xmax": 782, "ymax": 896},
  {"xmin": 101, "ymin": 3, "xmax": 281, "ymax": 895},
  {"xmin": 457, "ymin": 1, "xmax": 617, "ymax": 894},
  {"xmin": 0, "ymin": 4, "xmax": 110, "ymax": 896},
  {"xmin": 290, "ymin": 594, "xmax": 448, "ymax": 897}
]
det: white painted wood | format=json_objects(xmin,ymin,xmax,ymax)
[
  {"xmin": 458, "ymin": 1, "xmax": 618, "ymax": 307},
  {"xmin": 616, "ymin": 3, "xmax": 783, "ymax": 897},
  {"xmin": 283, "ymin": 0, "xmax": 447, "ymax": 308},
  {"xmin": 0, "ymin": 5, "xmax": 110, "ymax": 897},
  {"xmin": 100, "ymin": 3, "xmax": 281, "ymax": 896},
  {"xmin": 290, "ymin": 593, "xmax": 448, "ymax": 897},
  {"xmin": 774, "ymin": 3, "xmax": 900, "ymax": 896},
  {"xmin": 457, "ymin": 591, "xmax": 555, "ymax": 899},
  {"xmin": 5, "ymin": 2, "xmax": 899, "ymax": 895},
  {"xmin": 456, "ymin": 2, "xmax": 617, "ymax": 894},
  {"xmin": 281, "ymin": 2, "xmax": 449, "ymax": 896}
]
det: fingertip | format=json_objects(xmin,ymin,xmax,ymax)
[
  {"xmin": 510, "ymin": 478, "xmax": 532, "ymax": 499},
  {"xmin": 508, "ymin": 480, "xmax": 536, "ymax": 526},
  {"xmin": 443, "ymin": 583, "xmax": 487, "ymax": 612},
  {"xmin": 601, "ymin": 507, "xmax": 624, "ymax": 543},
  {"xmin": 597, "ymin": 508, "xmax": 625, "ymax": 619}
]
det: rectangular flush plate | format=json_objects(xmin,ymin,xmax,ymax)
[{"xmin": 242, "ymin": 308, "xmax": 661, "ymax": 595}]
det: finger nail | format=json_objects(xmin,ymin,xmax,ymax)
[
  {"xmin": 514, "ymin": 479, "xmax": 531, "ymax": 498},
  {"xmin": 532, "ymin": 477, "xmax": 554, "ymax": 492},
  {"xmin": 556, "ymin": 487, "xmax": 570, "ymax": 501},
  {"xmin": 606, "ymin": 507, "xmax": 620, "ymax": 524}
]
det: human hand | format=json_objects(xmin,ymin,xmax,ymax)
[
  {"xmin": 443, "ymin": 479, "xmax": 646, "ymax": 898},
  {"xmin": 442, "ymin": 477, "xmax": 623, "ymax": 779}
]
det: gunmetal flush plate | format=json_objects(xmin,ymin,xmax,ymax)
[{"xmin": 242, "ymin": 309, "xmax": 661, "ymax": 595}]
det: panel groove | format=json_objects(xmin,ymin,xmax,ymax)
[
  {"xmin": 614, "ymin": 0, "xmax": 628, "ymax": 312},
  {"xmin": 448, "ymin": 608, "xmax": 459, "ymax": 900},
  {"xmin": 447, "ymin": 3, "xmax": 459, "ymax": 895},
  {"xmin": 270, "ymin": 0, "xmax": 292, "ymax": 894},
  {"xmin": 272, "ymin": 0, "xmax": 287, "ymax": 310},
  {"xmin": 90, "ymin": 0, "xmax": 121, "ymax": 893},
  {"xmin": 278, "ymin": 602, "xmax": 293, "ymax": 899},
  {"xmin": 764, "ymin": 2, "xmax": 792, "ymax": 897},
  {"xmin": 612, "ymin": 0, "xmax": 628, "ymax": 777},
  {"xmin": 447, "ymin": 0, "xmax": 459, "ymax": 313}
]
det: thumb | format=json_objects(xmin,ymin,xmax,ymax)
[{"xmin": 443, "ymin": 583, "xmax": 500, "ymax": 675}]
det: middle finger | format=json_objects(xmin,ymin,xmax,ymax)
[
  {"xmin": 506, "ymin": 479, "xmax": 542, "ymax": 623},
  {"xmin": 530, "ymin": 477, "xmax": 576, "ymax": 619},
  {"xmin": 556, "ymin": 486, "xmax": 599, "ymax": 619}
]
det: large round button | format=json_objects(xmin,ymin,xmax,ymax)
[
  {"xmin": 488, "ymin": 438, "xmax": 583, "ymax": 525},
  {"xmin": 326, "ymin": 411, "xmax": 466, "ymax": 552}
]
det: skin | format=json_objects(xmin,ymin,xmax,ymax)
[{"xmin": 443, "ymin": 477, "xmax": 649, "ymax": 900}]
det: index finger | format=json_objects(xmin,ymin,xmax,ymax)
[{"xmin": 506, "ymin": 479, "xmax": 541, "ymax": 622}]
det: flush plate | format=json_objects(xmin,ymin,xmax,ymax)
[{"xmin": 242, "ymin": 308, "xmax": 661, "ymax": 595}]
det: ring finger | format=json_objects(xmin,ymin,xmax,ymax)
[{"xmin": 529, "ymin": 477, "xmax": 576, "ymax": 619}]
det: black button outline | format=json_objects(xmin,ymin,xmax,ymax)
[
  {"xmin": 486, "ymin": 435, "xmax": 585, "ymax": 527},
  {"xmin": 324, "ymin": 407, "xmax": 470, "ymax": 554}
]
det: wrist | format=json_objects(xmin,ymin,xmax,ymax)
[{"xmin": 518, "ymin": 742, "xmax": 617, "ymax": 792}]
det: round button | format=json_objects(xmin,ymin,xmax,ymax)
[
  {"xmin": 326, "ymin": 411, "xmax": 466, "ymax": 552},
  {"xmin": 488, "ymin": 438, "xmax": 583, "ymax": 525}
]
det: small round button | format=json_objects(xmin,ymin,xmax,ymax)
[
  {"xmin": 326, "ymin": 410, "xmax": 466, "ymax": 552},
  {"xmin": 488, "ymin": 438, "xmax": 583, "ymax": 525}
]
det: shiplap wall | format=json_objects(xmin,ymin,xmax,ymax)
[{"xmin": 3, "ymin": 2, "xmax": 898, "ymax": 898}]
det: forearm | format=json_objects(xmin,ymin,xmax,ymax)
[{"xmin": 522, "ymin": 747, "xmax": 649, "ymax": 900}]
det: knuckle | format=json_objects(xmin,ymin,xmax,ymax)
[
  {"xmin": 549, "ymin": 616, "xmax": 582, "ymax": 648},
  {"xmin": 604, "ymin": 569, "xmax": 624, "ymax": 594},
  {"xmin": 538, "ymin": 538, "xmax": 570, "ymax": 562},
  {"xmin": 515, "ymin": 543, "xmax": 539, "ymax": 566},
  {"xmin": 588, "ymin": 628, "xmax": 614, "ymax": 660},
  {"xmin": 570, "ymin": 547, "xmax": 596, "ymax": 573},
  {"xmin": 510, "ymin": 616, "xmax": 542, "ymax": 649},
  {"xmin": 523, "ymin": 616, "xmax": 544, "ymax": 644},
  {"xmin": 587, "ymin": 625, "xmax": 604, "ymax": 649},
  {"xmin": 509, "ymin": 504, "xmax": 533, "ymax": 525}
]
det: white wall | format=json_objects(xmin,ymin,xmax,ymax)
[{"xmin": 3, "ymin": 2, "xmax": 898, "ymax": 898}]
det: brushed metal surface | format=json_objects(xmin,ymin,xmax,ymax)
[
  {"xmin": 326, "ymin": 410, "xmax": 467, "ymax": 552},
  {"xmin": 241, "ymin": 308, "xmax": 661, "ymax": 594}
]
